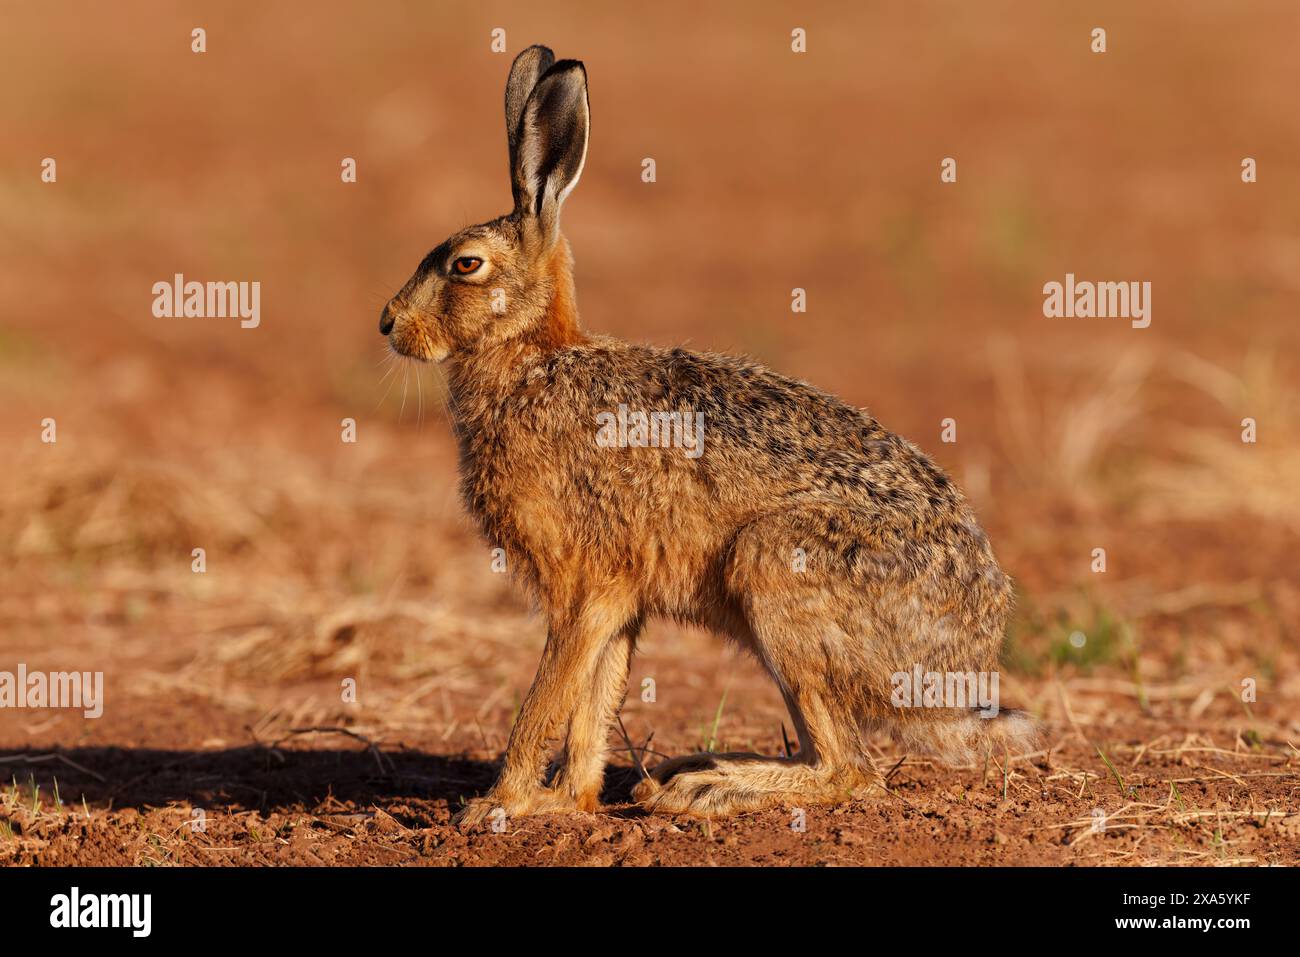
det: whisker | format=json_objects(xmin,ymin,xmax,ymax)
[
  {"xmin": 416, "ymin": 356, "xmax": 425, "ymax": 427},
  {"xmin": 438, "ymin": 359, "xmax": 466, "ymax": 424},
  {"xmin": 431, "ymin": 365, "xmax": 454, "ymax": 430},
  {"xmin": 429, "ymin": 362, "xmax": 465, "ymax": 522},
  {"xmin": 375, "ymin": 350, "xmax": 401, "ymax": 410}
]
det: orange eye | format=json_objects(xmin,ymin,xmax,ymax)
[{"xmin": 453, "ymin": 256, "xmax": 483, "ymax": 275}]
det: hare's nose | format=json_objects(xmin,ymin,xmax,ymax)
[{"xmin": 379, "ymin": 302, "xmax": 396, "ymax": 335}]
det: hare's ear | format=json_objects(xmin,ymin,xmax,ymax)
[
  {"xmin": 511, "ymin": 60, "xmax": 589, "ymax": 245},
  {"xmin": 504, "ymin": 44, "xmax": 554, "ymax": 159}
]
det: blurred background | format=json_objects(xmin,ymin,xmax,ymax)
[{"xmin": 0, "ymin": 2, "xmax": 1296, "ymax": 864}]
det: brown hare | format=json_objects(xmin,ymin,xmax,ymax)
[{"xmin": 380, "ymin": 45, "xmax": 1036, "ymax": 824}]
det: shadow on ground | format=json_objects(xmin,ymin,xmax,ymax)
[{"xmin": 0, "ymin": 745, "xmax": 647, "ymax": 816}]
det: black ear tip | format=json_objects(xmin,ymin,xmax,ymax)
[{"xmin": 543, "ymin": 58, "xmax": 586, "ymax": 81}]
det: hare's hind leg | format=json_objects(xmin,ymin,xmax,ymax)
[
  {"xmin": 549, "ymin": 618, "xmax": 641, "ymax": 810},
  {"xmin": 631, "ymin": 667, "xmax": 879, "ymax": 817},
  {"xmin": 632, "ymin": 508, "xmax": 888, "ymax": 818},
  {"xmin": 631, "ymin": 657, "xmax": 878, "ymax": 816}
]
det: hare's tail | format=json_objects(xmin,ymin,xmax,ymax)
[{"xmin": 886, "ymin": 709, "xmax": 1040, "ymax": 766}]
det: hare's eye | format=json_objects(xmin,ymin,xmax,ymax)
[{"xmin": 452, "ymin": 256, "xmax": 483, "ymax": 275}]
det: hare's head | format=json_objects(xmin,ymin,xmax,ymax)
[{"xmin": 381, "ymin": 46, "xmax": 590, "ymax": 362}]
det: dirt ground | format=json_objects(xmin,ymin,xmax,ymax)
[{"xmin": 1, "ymin": 2, "xmax": 1298, "ymax": 866}]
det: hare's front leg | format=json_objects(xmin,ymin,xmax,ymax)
[
  {"xmin": 454, "ymin": 599, "xmax": 634, "ymax": 827},
  {"xmin": 549, "ymin": 620, "xmax": 640, "ymax": 810}
]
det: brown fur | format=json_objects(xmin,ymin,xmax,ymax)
[{"xmin": 380, "ymin": 47, "xmax": 1037, "ymax": 824}]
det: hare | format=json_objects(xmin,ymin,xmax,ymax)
[{"xmin": 380, "ymin": 45, "xmax": 1036, "ymax": 824}]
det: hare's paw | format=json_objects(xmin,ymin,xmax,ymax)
[
  {"xmin": 632, "ymin": 753, "xmax": 879, "ymax": 818},
  {"xmin": 452, "ymin": 787, "xmax": 588, "ymax": 830},
  {"xmin": 630, "ymin": 774, "xmax": 662, "ymax": 805},
  {"xmin": 452, "ymin": 796, "xmax": 508, "ymax": 830},
  {"xmin": 636, "ymin": 768, "xmax": 769, "ymax": 818},
  {"xmin": 630, "ymin": 754, "xmax": 764, "ymax": 817}
]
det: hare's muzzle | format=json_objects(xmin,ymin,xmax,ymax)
[{"xmin": 378, "ymin": 301, "xmax": 397, "ymax": 336}]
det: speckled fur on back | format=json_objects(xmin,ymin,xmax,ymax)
[{"xmin": 380, "ymin": 46, "xmax": 1037, "ymax": 823}]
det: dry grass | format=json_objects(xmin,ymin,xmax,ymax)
[
  {"xmin": 990, "ymin": 337, "xmax": 1155, "ymax": 510},
  {"xmin": 1143, "ymin": 349, "xmax": 1300, "ymax": 529}
]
